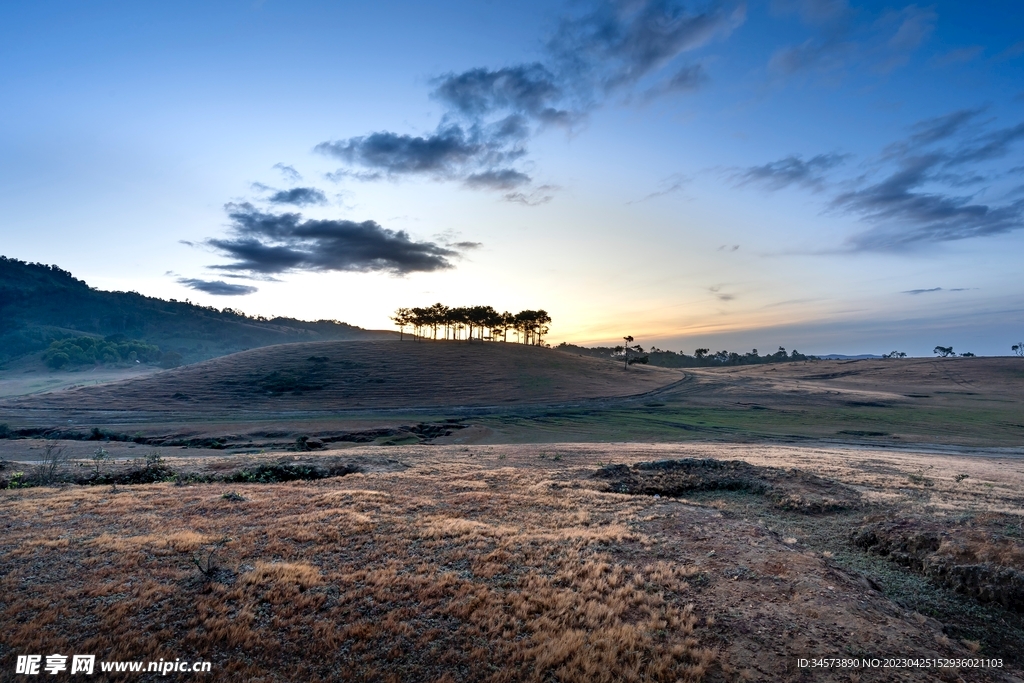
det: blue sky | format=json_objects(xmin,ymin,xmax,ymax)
[{"xmin": 2, "ymin": 0, "xmax": 1022, "ymax": 355}]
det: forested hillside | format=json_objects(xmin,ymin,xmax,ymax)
[{"xmin": 0, "ymin": 256, "xmax": 392, "ymax": 365}]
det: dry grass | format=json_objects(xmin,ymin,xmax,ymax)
[
  {"xmin": 2, "ymin": 442, "xmax": 1021, "ymax": 681},
  {"xmin": 7, "ymin": 339, "xmax": 680, "ymax": 414}
]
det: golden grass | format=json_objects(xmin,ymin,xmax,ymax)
[
  {"xmin": 3, "ymin": 441, "xmax": 1021, "ymax": 681},
  {"xmin": 0, "ymin": 468, "xmax": 713, "ymax": 681}
]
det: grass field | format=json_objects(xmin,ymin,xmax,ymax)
[
  {"xmin": 1, "ymin": 347, "xmax": 1022, "ymax": 681},
  {"xmin": 2, "ymin": 443, "xmax": 1023, "ymax": 681}
]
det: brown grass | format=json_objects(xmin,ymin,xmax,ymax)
[
  {"xmin": 2, "ymin": 442, "xmax": 1021, "ymax": 681},
  {"xmin": 7, "ymin": 339, "xmax": 680, "ymax": 414}
]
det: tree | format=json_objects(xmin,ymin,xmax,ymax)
[
  {"xmin": 391, "ymin": 308, "xmax": 412, "ymax": 341},
  {"xmin": 883, "ymin": 351, "xmax": 907, "ymax": 359},
  {"xmin": 933, "ymin": 346, "xmax": 955, "ymax": 357},
  {"xmin": 1013, "ymin": 343, "xmax": 1024, "ymax": 357},
  {"xmin": 622, "ymin": 336, "xmax": 634, "ymax": 369}
]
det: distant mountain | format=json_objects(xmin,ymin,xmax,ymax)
[{"xmin": 0, "ymin": 256, "xmax": 394, "ymax": 366}]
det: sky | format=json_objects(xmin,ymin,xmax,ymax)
[{"xmin": 1, "ymin": 0, "xmax": 1022, "ymax": 356}]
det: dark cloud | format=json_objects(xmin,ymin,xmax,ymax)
[
  {"xmin": 834, "ymin": 154, "xmax": 1024, "ymax": 251},
  {"xmin": 178, "ymin": 278, "xmax": 258, "ymax": 296},
  {"xmin": 433, "ymin": 64, "xmax": 571, "ymax": 124},
  {"xmin": 903, "ymin": 287, "xmax": 942, "ymax": 295},
  {"xmin": 735, "ymin": 153, "xmax": 849, "ymax": 190},
  {"xmin": 205, "ymin": 203, "xmax": 461, "ymax": 275},
  {"xmin": 904, "ymin": 108, "xmax": 983, "ymax": 149},
  {"xmin": 316, "ymin": 1, "xmax": 741, "ymax": 201},
  {"xmin": 273, "ymin": 163, "xmax": 302, "ymax": 182},
  {"xmin": 833, "ymin": 113, "xmax": 1024, "ymax": 250},
  {"xmin": 447, "ymin": 241, "xmax": 483, "ymax": 250},
  {"xmin": 315, "ymin": 124, "xmax": 522, "ymax": 179},
  {"xmin": 464, "ymin": 169, "xmax": 532, "ymax": 190},
  {"xmin": 949, "ymin": 122, "xmax": 1024, "ymax": 166},
  {"xmin": 268, "ymin": 187, "xmax": 328, "ymax": 206}
]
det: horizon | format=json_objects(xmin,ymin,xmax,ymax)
[{"xmin": 2, "ymin": 1, "xmax": 1023, "ymax": 357}]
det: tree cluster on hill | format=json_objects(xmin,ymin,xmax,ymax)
[
  {"xmin": 392, "ymin": 304, "xmax": 551, "ymax": 345},
  {"xmin": 556, "ymin": 343, "xmax": 813, "ymax": 368},
  {"xmin": 0, "ymin": 256, "xmax": 390, "ymax": 366},
  {"xmin": 43, "ymin": 336, "xmax": 164, "ymax": 369}
]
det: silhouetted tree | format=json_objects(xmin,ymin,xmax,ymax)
[
  {"xmin": 391, "ymin": 307, "xmax": 412, "ymax": 341},
  {"xmin": 1013, "ymin": 343, "xmax": 1023, "ymax": 357},
  {"xmin": 622, "ymin": 335, "xmax": 634, "ymax": 369},
  {"xmin": 883, "ymin": 351, "xmax": 907, "ymax": 359},
  {"xmin": 933, "ymin": 346, "xmax": 955, "ymax": 357}
]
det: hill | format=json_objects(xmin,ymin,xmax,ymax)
[
  {"xmin": 0, "ymin": 256, "xmax": 393, "ymax": 366},
  {"xmin": 7, "ymin": 339, "xmax": 681, "ymax": 414}
]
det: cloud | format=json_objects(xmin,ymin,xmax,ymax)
[
  {"xmin": 273, "ymin": 163, "xmax": 301, "ymax": 182},
  {"xmin": 324, "ymin": 169, "xmax": 383, "ymax": 183},
  {"xmin": 902, "ymin": 287, "xmax": 970, "ymax": 295},
  {"xmin": 931, "ymin": 46, "xmax": 984, "ymax": 67},
  {"xmin": 177, "ymin": 278, "xmax": 258, "ymax": 296},
  {"xmin": 268, "ymin": 187, "xmax": 328, "ymax": 206},
  {"xmin": 769, "ymin": 2, "xmax": 936, "ymax": 77},
  {"xmin": 834, "ymin": 154, "xmax": 1024, "ymax": 251},
  {"xmin": 734, "ymin": 152, "xmax": 849, "ymax": 190},
  {"xmin": 708, "ymin": 284, "xmax": 735, "ymax": 300},
  {"xmin": 316, "ymin": 1, "xmax": 743, "ymax": 202},
  {"xmin": 875, "ymin": 5, "xmax": 936, "ymax": 72},
  {"xmin": 727, "ymin": 110, "xmax": 1024, "ymax": 252},
  {"xmin": 903, "ymin": 108, "xmax": 983, "ymax": 149},
  {"xmin": 550, "ymin": 0, "xmax": 744, "ymax": 93},
  {"xmin": 771, "ymin": 0, "xmax": 850, "ymax": 25},
  {"xmin": 432, "ymin": 64, "xmax": 571, "ymax": 125},
  {"xmin": 464, "ymin": 169, "xmax": 532, "ymax": 190},
  {"xmin": 205, "ymin": 203, "xmax": 462, "ymax": 275},
  {"xmin": 996, "ymin": 41, "xmax": 1024, "ymax": 61},
  {"xmin": 315, "ymin": 124, "xmax": 523, "ymax": 179},
  {"xmin": 769, "ymin": 38, "xmax": 851, "ymax": 74},
  {"xmin": 503, "ymin": 185, "xmax": 557, "ymax": 206},
  {"xmin": 627, "ymin": 173, "xmax": 690, "ymax": 203},
  {"xmin": 642, "ymin": 63, "xmax": 708, "ymax": 99}
]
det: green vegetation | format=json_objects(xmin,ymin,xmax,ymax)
[
  {"xmin": 392, "ymin": 304, "xmax": 551, "ymax": 344},
  {"xmin": 0, "ymin": 255, "xmax": 389, "ymax": 366},
  {"xmin": 480, "ymin": 402, "xmax": 1024, "ymax": 447},
  {"xmin": 42, "ymin": 336, "xmax": 162, "ymax": 369},
  {"xmin": 557, "ymin": 342, "xmax": 812, "ymax": 368}
]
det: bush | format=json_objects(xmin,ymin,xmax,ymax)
[
  {"xmin": 42, "ymin": 336, "xmax": 162, "ymax": 369},
  {"xmin": 160, "ymin": 351, "xmax": 183, "ymax": 369}
]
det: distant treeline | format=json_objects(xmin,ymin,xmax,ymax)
[
  {"xmin": 0, "ymin": 256, "xmax": 389, "ymax": 365},
  {"xmin": 43, "ymin": 336, "xmax": 173, "ymax": 369},
  {"xmin": 392, "ymin": 304, "xmax": 551, "ymax": 345},
  {"xmin": 557, "ymin": 343, "xmax": 814, "ymax": 368}
]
